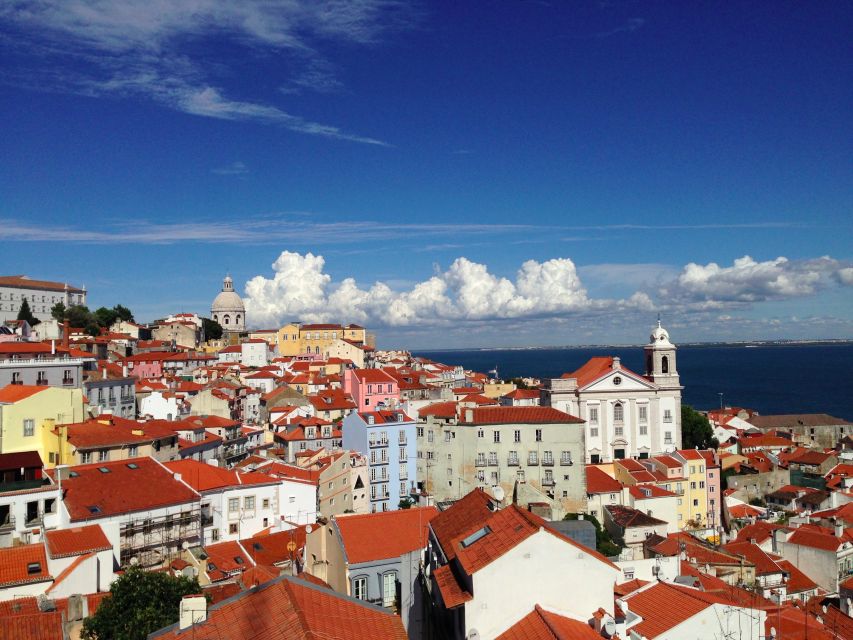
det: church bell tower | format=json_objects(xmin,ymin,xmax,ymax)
[{"xmin": 645, "ymin": 320, "xmax": 679, "ymax": 388}]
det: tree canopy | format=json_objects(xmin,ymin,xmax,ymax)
[
  {"xmin": 563, "ymin": 512, "xmax": 621, "ymax": 557},
  {"xmin": 50, "ymin": 303, "xmax": 135, "ymax": 337},
  {"xmin": 81, "ymin": 566, "xmax": 204, "ymax": 640},
  {"xmin": 202, "ymin": 317, "xmax": 223, "ymax": 341},
  {"xmin": 681, "ymin": 404, "xmax": 719, "ymax": 450},
  {"xmin": 16, "ymin": 299, "xmax": 39, "ymax": 326}
]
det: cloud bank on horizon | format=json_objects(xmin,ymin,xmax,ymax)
[{"xmin": 244, "ymin": 250, "xmax": 853, "ymax": 329}]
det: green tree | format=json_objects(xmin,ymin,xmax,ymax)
[
  {"xmin": 81, "ymin": 566, "xmax": 205, "ymax": 640},
  {"xmin": 681, "ymin": 404, "xmax": 719, "ymax": 450},
  {"xmin": 398, "ymin": 497, "xmax": 414, "ymax": 509},
  {"xmin": 563, "ymin": 512, "xmax": 621, "ymax": 557},
  {"xmin": 50, "ymin": 301, "xmax": 66, "ymax": 322},
  {"xmin": 16, "ymin": 298, "xmax": 39, "ymax": 326},
  {"xmin": 113, "ymin": 304, "xmax": 134, "ymax": 323},
  {"xmin": 93, "ymin": 306, "xmax": 119, "ymax": 329},
  {"xmin": 202, "ymin": 317, "xmax": 223, "ymax": 341},
  {"xmin": 508, "ymin": 377, "xmax": 533, "ymax": 390}
]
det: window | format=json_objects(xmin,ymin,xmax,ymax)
[
  {"xmin": 263, "ymin": 498, "xmax": 270, "ymax": 509},
  {"xmin": 476, "ymin": 452, "xmax": 486, "ymax": 466},
  {"xmin": 23, "ymin": 419, "xmax": 35, "ymax": 437},
  {"xmin": 417, "ymin": 427, "xmax": 424, "ymax": 437},
  {"xmin": 699, "ymin": 481, "xmax": 705, "ymax": 489},
  {"xmin": 690, "ymin": 465, "xmax": 695, "ymax": 474},
  {"xmin": 544, "ymin": 470, "xmax": 554, "ymax": 484},
  {"xmin": 590, "ymin": 427, "xmax": 599, "ymax": 438},
  {"xmin": 543, "ymin": 451, "xmax": 554, "ymax": 465},
  {"xmin": 614, "ymin": 403, "xmax": 624, "ymax": 422},
  {"xmin": 476, "ymin": 470, "xmax": 485, "ymax": 482},
  {"xmin": 229, "ymin": 523, "xmax": 238, "ymax": 535},
  {"xmin": 690, "ymin": 482, "xmax": 697, "ymax": 490},
  {"xmin": 663, "ymin": 409, "xmax": 673, "ymax": 423},
  {"xmin": 678, "ymin": 498, "xmax": 682, "ymax": 506},
  {"xmin": 709, "ymin": 486, "xmax": 715, "ymax": 493},
  {"xmin": 535, "ymin": 429, "xmax": 542, "ymax": 442},
  {"xmin": 400, "ymin": 482, "xmax": 407, "ymax": 495},
  {"xmin": 493, "ymin": 431, "xmax": 501, "ymax": 443},
  {"xmin": 81, "ymin": 451, "xmax": 92, "ymax": 464},
  {"xmin": 693, "ymin": 499, "xmax": 699, "ymax": 507},
  {"xmin": 427, "ymin": 430, "xmax": 434, "ymax": 443},
  {"xmin": 560, "ymin": 451, "xmax": 572, "ymax": 465},
  {"xmin": 661, "ymin": 356, "xmax": 669, "ymax": 373},
  {"xmin": 528, "ymin": 451, "xmax": 538, "ymax": 465},
  {"xmin": 244, "ymin": 496, "xmax": 255, "ymax": 511},
  {"xmin": 477, "ymin": 429, "xmax": 484, "ymax": 438},
  {"xmin": 353, "ymin": 577, "xmax": 367, "ymax": 600},
  {"xmin": 229, "ymin": 498, "xmax": 240, "ymax": 512},
  {"xmin": 488, "ymin": 452, "xmax": 498, "ymax": 465},
  {"xmin": 589, "ymin": 407, "xmax": 598, "ymax": 424},
  {"xmin": 638, "ymin": 406, "xmax": 647, "ymax": 422},
  {"xmin": 98, "ymin": 450, "xmax": 109, "ymax": 462},
  {"xmin": 427, "ymin": 451, "xmax": 434, "ymax": 460},
  {"xmin": 445, "ymin": 431, "xmax": 451, "ymax": 442},
  {"xmin": 664, "ymin": 431, "xmax": 673, "ymax": 444},
  {"xmin": 514, "ymin": 430, "xmax": 521, "ymax": 443},
  {"xmin": 639, "ymin": 424, "xmax": 647, "ymax": 436},
  {"xmin": 508, "ymin": 451, "xmax": 519, "ymax": 465},
  {"xmin": 517, "ymin": 469, "xmax": 525, "ymax": 482},
  {"xmin": 128, "ymin": 445, "xmax": 138, "ymax": 457},
  {"xmin": 447, "ymin": 469, "xmax": 453, "ymax": 486},
  {"xmin": 615, "ymin": 426, "xmax": 623, "ymax": 436}
]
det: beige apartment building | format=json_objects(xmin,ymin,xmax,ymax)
[
  {"xmin": 417, "ymin": 405, "xmax": 587, "ymax": 517},
  {"xmin": 276, "ymin": 323, "xmax": 370, "ymax": 357}
]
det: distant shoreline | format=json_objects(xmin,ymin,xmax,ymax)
[{"xmin": 413, "ymin": 339, "xmax": 853, "ymax": 354}]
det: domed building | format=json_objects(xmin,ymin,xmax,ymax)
[{"xmin": 211, "ymin": 275, "xmax": 245, "ymax": 333}]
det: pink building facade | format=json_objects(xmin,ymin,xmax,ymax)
[{"xmin": 343, "ymin": 368, "xmax": 400, "ymax": 411}]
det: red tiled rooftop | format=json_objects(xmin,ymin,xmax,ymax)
[
  {"xmin": 152, "ymin": 575, "xmax": 407, "ymax": 639},
  {"xmin": 585, "ymin": 466, "xmax": 623, "ymax": 494},
  {"xmin": 419, "ymin": 401, "xmax": 458, "ymax": 419},
  {"xmin": 0, "ymin": 384, "xmax": 49, "ymax": 403},
  {"xmin": 0, "ymin": 544, "xmax": 51, "ymax": 588},
  {"xmin": 433, "ymin": 564, "xmax": 472, "ymax": 609},
  {"xmin": 48, "ymin": 457, "xmax": 199, "ymax": 521},
  {"xmin": 335, "ymin": 507, "xmax": 438, "ymax": 564},
  {"xmin": 460, "ymin": 406, "xmax": 583, "ymax": 425},
  {"xmin": 496, "ymin": 605, "xmax": 601, "ymax": 640},
  {"xmin": 165, "ymin": 459, "xmax": 280, "ymax": 492},
  {"xmin": 44, "ymin": 524, "xmax": 111, "ymax": 558},
  {"xmin": 625, "ymin": 582, "xmax": 736, "ymax": 638}
]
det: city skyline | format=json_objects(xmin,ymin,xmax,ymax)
[{"xmin": 2, "ymin": 2, "xmax": 851, "ymax": 349}]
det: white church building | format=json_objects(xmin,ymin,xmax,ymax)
[{"xmin": 542, "ymin": 321, "xmax": 682, "ymax": 463}]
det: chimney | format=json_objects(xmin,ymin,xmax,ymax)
[
  {"xmin": 612, "ymin": 356, "xmax": 621, "ymax": 370},
  {"xmin": 122, "ymin": 363, "xmax": 128, "ymax": 378},
  {"xmin": 178, "ymin": 595, "xmax": 207, "ymax": 630},
  {"xmin": 835, "ymin": 519, "xmax": 844, "ymax": 538},
  {"xmin": 51, "ymin": 340, "xmax": 56, "ymax": 355},
  {"xmin": 102, "ymin": 367, "xmax": 107, "ymax": 379},
  {"xmin": 62, "ymin": 320, "xmax": 70, "ymax": 349}
]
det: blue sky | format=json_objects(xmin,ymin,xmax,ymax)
[{"xmin": 1, "ymin": 1, "xmax": 851, "ymax": 349}]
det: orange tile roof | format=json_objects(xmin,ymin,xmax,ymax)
[
  {"xmin": 151, "ymin": 575, "xmax": 407, "ymax": 639},
  {"xmin": 243, "ymin": 527, "xmax": 310, "ymax": 567},
  {"xmin": 0, "ymin": 544, "xmax": 51, "ymax": 588},
  {"xmin": 335, "ymin": 507, "xmax": 438, "ymax": 564},
  {"xmin": 49, "ymin": 457, "xmax": 199, "ymax": 521},
  {"xmin": 419, "ymin": 401, "xmax": 458, "ymax": 419},
  {"xmin": 353, "ymin": 369, "xmax": 397, "ymax": 384},
  {"xmin": 562, "ymin": 356, "xmax": 646, "ymax": 388},
  {"xmin": 165, "ymin": 459, "xmax": 279, "ymax": 492},
  {"xmin": 628, "ymin": 484, "xmax": 676, "ymax": 499},
  {"xmin": 430, "ymin": 489, "xmax": 497, "ymax": 563},
  {"xmin": 44, "ymin": 524, "xmax": 111, "ymax": 558},
  {"xmin": 787, "ymin": 525, "xmax": 850, "ymax": 551},
  {"xmin": 624, "ymin": 582, "xmax": 736, "ymax": 638},
  {"xmin": 432, "ymin": 564, "xmax": 472, "ymax": 608},
  {"xmin": 503, "ymin": 389, "xmax": 541, "ymax": 400},
  {"xmin": 460, "ymin": 406, "xmax": 583, "ymax": 425},
  {"xmin": 0, "ymin": 275, "xmax": 84, "ymax": 292},
  {"xmin": 774, "ymin": 558, "xmax": 818, "ymax": 595},
  {"xmin": 0, "ymin": 384, "xmax": 48, "ymax": 403},
  {"xmin": 734, "ymin": 521, "xmax": 787, "ymax": 545},
  {"xmin": 205, "ymin": 540, "xmax": 253, "ymax": 576},
  {"xmin": 496, "ymin": 605, "xmax": 601, "ymax": 640},
  {"xmin": 614, "ymin": 578, "xmax": 649, "ymax": 596},
  {"xmin": 585, "ymin": 466, "xmax": 623, "ymax": 494}
]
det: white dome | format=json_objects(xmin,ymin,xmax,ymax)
[
  {"xmin": 212, "ymin": 290, "xmax": 245, "ymax": 313},
  {"xmin": 649, "ymin": 320, "xmax": 672, "ymax": 345}
]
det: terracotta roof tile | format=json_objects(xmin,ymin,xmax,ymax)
[
  {"xmin": 0, "ymin": 384, "xmax": 49, "ymax": 403},
  {"xmin": 432, "ymin": 564, "xmax": 472, "ymax": 608},
  {"xmin": 460, "ymin": 406, "xmax": 583, "ymax": 425},
  {"xmin": 150, "ymin": 575, "xmax": 407, "ymax": 639},
  {"xmin": 625, "ymin": 582, "xmax": 736, "ymax": 638},
  {"xmin": 585, "ymin": 466, "xmax": 623, "ymax": 494},
  {"xmin": 44, "ymin": 524, "xmax": 112, "ymax": 558},
  {"xmin": 0, "ymin": 544, "xmax": 51, "ymax": 588},
  {"xmin": 496, "ymin": 605, "xmax": 601, "ymax": 640},
  {"xmin": 335, "ymin": 507, "xmax": 438, "ymax": 564}
]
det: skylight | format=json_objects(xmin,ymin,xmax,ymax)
[
  {"xmin": 460, "ymin": 526, "xmax": 492, "ymax": 548},
  {"xmin": 87, "ymin": 505, "xmax": 101, "ymax": 514},
  {"xmin": 126, "ymin": 463, "xmax": 139, "ymax": 469},
  {"xmin": 98, "ymin": 467, "xmax": 110, "ymax": 474}
]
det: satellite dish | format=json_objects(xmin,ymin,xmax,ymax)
[
  {"xmin": 467, "ymin": 630, "xmax": 480, "ymax": 640},
  {"xmin": 182, "ymin": 541, "xmax": 189, "ymax": 550},
  {"xmin": 603, "ymin": 617, "xmax": 616, "ymax": 637},
  {"xmin": 305, "ymin": 524, "xmax": 313, "ymax": 534},
  {"xmin": 770, "ymin": 626, "xmax": 776, "ymax": 639},
  {"xmin": 492, "ymin": 486, "xmax": 505, "ymax": 502},
  {"xmin": 129, "ymin": 557, "xmax": 138, "ymax": 566}
]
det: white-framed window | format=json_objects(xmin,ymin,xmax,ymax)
[
  {"xmin": 477, "ymin": 429, "xmax": 484, "ymax": 438},
  {"xmin": 589, "ymin": 407, "xmax": 598, "ymax": 424},
  {"xmin": 639, "ymin": 424, "xmax": 648, "ymax": 435},
  {"xmin": 638, "ymin": 406, "xmax": 647, "ymax": 422},
  {"xmin": 614, "ymin": 403, "xmax": 624, "ymax": 423},
  {"xmin": 23, "ymin": 419, "xmax": 35, "ymax": 437},
  {"xmin": 535, "ymin": 429, "xmax": 542, "ymax": 442},
  {"xmin": 663, "ymin": 409, "xmax": 673, "ymax": 423},
  {"xmin": 514, "ymin": 430, "xmax": 521, "ymax": 443},
  {"xmin": 488, "ymin": 452, "xmax": 498, "ymax": 465},
  {"xmin": 493, "ymin": 431, "xmax": 501, "ymax": 443},
  {"xmin": 591, "ymin": 427, "xmax": 599, "ymax": 438},
  {"xmin": 81, "ymin": 451, "xmax": 92, "ymax": 464},
  {"xmin": 244, "ymin": 496, "xmax": 255, "ymax": 511},
  {"xmin": 98, "ymin": 449, "xmax": 109, "ymax": 462},
  {"xmin": 228, "ymin": 497, "xmax": 240, "ymax": 512}
]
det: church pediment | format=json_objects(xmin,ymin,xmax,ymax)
[{"xmin": 581, "ymin": 369, "xmax": 657, "ymax": 392}]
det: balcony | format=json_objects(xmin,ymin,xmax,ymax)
[
  {"xmin": 542, "ymin": 459, "xmax": 554, "ymax": 467},
  {"xmin": 487, "ymin": 458, "xmax": 499, "ymax": 467},
  {"xmin": 369, "ymin": 438, "xmax": 389, "ymax": 448},
  {"xmin": 542, "ymin": 478, "xmax": 556, "ymax": 487},
  {"xmin": 507, "ymin": 458, "xmax": 519, "ymax": 467},
  {"xmin": 201, "ymin": 514, "xmax": 214, "ymax": 527},
  {"xmin": 527, "ymin": 458, "xmax": 539, "ymax": 466},
  {"xmin": 560, "ymin": 458, "xmax": 573, "ymax": 466},
  {"xmin": 475, "ymin": 459, "xmax": 487, "ymax": 467},
  {"xmin": 0, "ymin": 479, "xmax": 45, "ymax": 493}
]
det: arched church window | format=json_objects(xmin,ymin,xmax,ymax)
[
  {"xmin": 662, "ymin": 356, "xmax": 669, "ymax": 374},
  {"xmin": 236, "ymin": 315, "xmax": 241, "ymax": 324},
  {"xmin": 614, "ymin": 402, "xmax": 624, "ymax": 423},
  {"xmin": 224, "ymin": 315, "xmax": 230, "ymax": 325}
]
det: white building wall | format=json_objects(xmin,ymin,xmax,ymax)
[
  {"xmin": 653, "ymin": 603, "xmax": 764, "ymax": 640},
  {"xmin": 140, "ymin": 392, "xmax": 181, "ymax": 420},
  {"xmin": 465, "ymin": 529, "xmax": 618, "ymax": 639},
  {"xmin": 627, "ymin": 495, "xmax": 679, "ymax": 534}
]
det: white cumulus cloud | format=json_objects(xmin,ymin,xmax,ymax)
[
  {"xmin": 660, "ymin": 255, "xmax": 852, "ymax": 309},
  {"xmin": 243, "ymin": 251, "xmax": 650, "ymax": 328}
]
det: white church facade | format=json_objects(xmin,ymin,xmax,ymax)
[
  {"xmin": 542, "ymin": 321, "xmax": 683, "ymax": 463},
  {"xmin": 210, "ymin": 275, "xmax": 246, "ymax": 334}
]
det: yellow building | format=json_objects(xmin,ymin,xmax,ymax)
[
  {"xmin": 276, "ymin": 323, "xmax": 368, "ymax": 357},
  {"xmin": 0, "ymin": 385, "xmax": 85, "ymax": 467}
]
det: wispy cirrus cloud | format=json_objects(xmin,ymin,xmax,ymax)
[
  {"xmin": 594, "ymin": 17, "xmax": 645, "ymax": 38},
  {"xmin": 212, "ymin": 161, "xmax": 250, "ymax": 176},
  {"xmin": 0, "ymin": 1, "xmax": 414, "ymax": 144}
]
